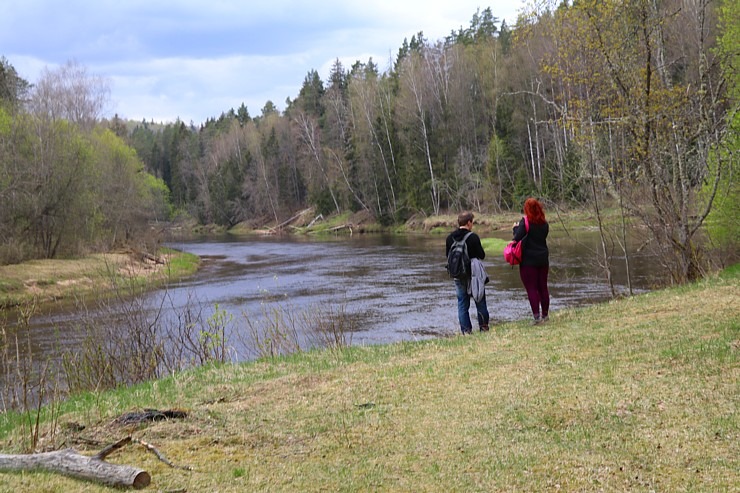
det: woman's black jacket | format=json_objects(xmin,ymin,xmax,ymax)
[{"xmin": 513, "ymin": 218, "xmax": 549, "ymax": 267}]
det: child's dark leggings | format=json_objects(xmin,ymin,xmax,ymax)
[{"xmin": 519, "ymin": 265, "xmax": 550, "ymax": 318}]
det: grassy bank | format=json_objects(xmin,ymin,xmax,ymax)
[
  {"xmin": 0, "ymin": 248, "xmax": 200, "ymax": 309},
  {"xmin": 0, "ymin": 269, "xmax": 737, "ymax": 492}
]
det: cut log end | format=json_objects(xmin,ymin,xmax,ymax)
[{"xmin": 133, "ymin": 471, "xmax": 151, "ymax": 488}]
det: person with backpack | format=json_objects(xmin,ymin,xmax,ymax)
[
  {"xmin": 445, "ymin": 211, "xmax": 490, "ymax": 334},
  {"xmin": 512, "ymin": 198, "xmax": 550, "ymax": 324}
]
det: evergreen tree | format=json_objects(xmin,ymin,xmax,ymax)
[
  {"xmin": 236, "ymin": 103, "xmax": 251, "ymax": 125},
  {"xmin": 297, "ymin": 70, "xmax": 325, "ymax": 118},
  {"xmin": 0, "ymin": 57, "xmax": 30, "ymax": 108}
]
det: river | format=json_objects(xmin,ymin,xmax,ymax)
[
  {"xmin": 4, "ymin": 228, "xmax": 662, "ymax": 363},
  {"xmin": 165, "ymin": 230, "xmax": 657, "ymax": 345}
]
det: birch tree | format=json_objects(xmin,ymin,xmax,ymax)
[
  {"xmin": 397, "ymin": 48, "xmax": 441, "ymax": 214},
  {"xmin": 27, "ymin": 60, "xmax": 109, "ymax": 131}
]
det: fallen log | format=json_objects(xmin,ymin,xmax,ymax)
[
  {"xmin": 274, "ymin": 208, "xmax": 313, "ymax": 230},
  {"xmin": 0, "ymin": 437, "xmax": 150, "ymax": 489},
  {"xmin": 328, "ymin": 223, "xmax": 353, "ymax": 235},
  {"xmin": 306, "ymin": 214, "xmax": 324, "ymax": 228},
  {"xmin": 140, "ymin": 252, "xmax": 165, "ymax": 265}
]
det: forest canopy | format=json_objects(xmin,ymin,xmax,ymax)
[{"xmin": 1, "ymin": 1, "xmax": 737, "ymax": 283}]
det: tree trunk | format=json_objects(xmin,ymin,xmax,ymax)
[{"xmin": 0, "ymin": 442, "xmax": 150, "ymax": 489}]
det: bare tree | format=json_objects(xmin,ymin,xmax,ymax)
[
  {"xmin": 293, "ymin": 111, "xmax": 340, "ymax": 213},
  {"xmin": 348, "ymin": 69, "xmax": 398, "ymax": 216},
  {"xmin": 27, "ymin": 60, "xmax": 110, "ymax": 131}
]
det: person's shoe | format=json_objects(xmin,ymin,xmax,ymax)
[
  {"xmin": 531, "ymin": 316, "xmax": 542, "ymax": 325},
  {"xmin": 541, "ymin": 315, "xmax": 549, "ymax": 323},
  {"xmin": 480, "ymin": 325, "xmax": 489, "ymax": 332},
  {"xmin": 461, "ymin": 329, "xmax": 473, "ymax": 335}
]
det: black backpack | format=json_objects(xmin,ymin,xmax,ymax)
[{"xmin": 447, "ymin": 231, "xmax": 473, "ymax": 279}]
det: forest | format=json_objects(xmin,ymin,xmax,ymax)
[{"xmin": 0, "ymin": 0, "xmax": 737, "ymax": 283}]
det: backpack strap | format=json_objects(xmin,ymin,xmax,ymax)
[{"xmin": 524, "ymin": 216, "xmax": 529, "ymax": 232}]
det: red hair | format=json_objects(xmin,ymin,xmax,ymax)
[{"xmin": 523, "ymin": 198, "xmax": 546, "ymax": 224}]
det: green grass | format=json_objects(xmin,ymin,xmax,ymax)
[
  {"xmin": 481, "ymin": 237, "xmax": 510, "ymax": 255},
  {"xmin": 0, "ymin": 269, "xmax": 737, "ymax": 492},
  {"xmin": 0, "ymin": 278, "xmax": 23, "ymax": 295},
  {"xmin": 163, "ymin": 247, "xmax": 200, "ymax": 278},
  {"xmin": 720, "ymin": 262, "xmax": 740, "ymax": 279}
]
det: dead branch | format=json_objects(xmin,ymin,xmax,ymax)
[
  {"xmin": 94, "ymin": 436, "xmax": 131, "ymax": 461},
  {"xmin": 307, "ymin": 214, "xmax": 324, "ymax": 228},
  {"xmin": 135, "ymin": 438, "xmax": 192, "ymax": 471}
]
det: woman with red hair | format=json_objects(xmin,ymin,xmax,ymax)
[{"xmin": 512, "ymin": 198, "xmax": 550, "ymax": 324}]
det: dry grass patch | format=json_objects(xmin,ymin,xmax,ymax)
[{"xmin": 0, "ymin": 250, "xmax": 197, "ymax": 308}]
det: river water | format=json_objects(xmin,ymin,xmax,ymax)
[{"xmin": 2, "ymin": 229, "xmax": 664, "ymax": 387}]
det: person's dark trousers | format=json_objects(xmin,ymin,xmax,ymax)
[
  {"xmin": 454, "ymin": 279, "xmax": 490, "ymax": 333},
  {"xmin": 519, "ymin": 265, "xmax": 550, "ymax": 320}
]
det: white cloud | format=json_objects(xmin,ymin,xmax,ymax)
[{"xmin": 3, "ymin": 1, "xmax": 525, "ymax": 124}]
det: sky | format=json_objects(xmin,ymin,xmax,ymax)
[{"xmin": 1, "ymin": 1, "xmax": 525, "ymax": 125}]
